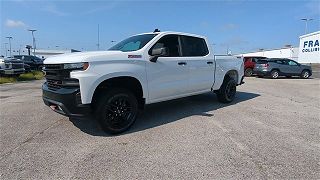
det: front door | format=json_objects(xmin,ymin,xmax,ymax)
[
  {"xmin": 282, "ymin": 59, "xmax": 301, "ymax": 75},
  {"xmin": 146, "ymin": 35, "xmax": 190, "ymax": 103}
]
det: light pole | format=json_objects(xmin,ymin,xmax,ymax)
[
  {"xmin": 19, "ymin": 44, "xmax": 22, "ymax": 55},
  {"xmin": 4, "ymin": 43, "xmax": 8, "ymax": 57},
  {"xmin": 301, "ymin": 18, "xmax": 313, "ymax": 34},
  {"xmin": 28, "ymin": 29, "xmax": 37, "ymax": 55},
  {"xmin": 5, "ymin": 37, "xmax": 12, "ymax": 57}
]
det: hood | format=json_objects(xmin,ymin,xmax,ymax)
[
  {"xmin": 300, "ymin": 64, "xmax": 311, "ymax": 69},
  {"xmin": 3, "ymin": 58, "xmax": 23, "ymax": 64},
  {"xmin": 44, "ymin": 50, "xmax": 142, "ymax": 64}
]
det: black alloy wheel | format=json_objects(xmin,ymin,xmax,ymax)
[
  {"xmin": 95, "ymin": 88, "xmax": 138, "ymax": 134},
  {"xmin": 216, "ymin": 77, "xmax": 237, "ymax": 103},
  {"xmin": 225, "ymin": 81, "xmax": 236, "ymax": 100}
]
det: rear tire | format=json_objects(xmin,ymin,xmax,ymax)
[
  {"xmin": 216, "ymin": 77, "xmax": 237, "ymax": 103},
  {"xmin": 245, "ymin": 68, "xmax": 253, "ymax": 77},
  {"xmin": 94, "ymin": 88, "xmax": 138, "ymax": 134},
  {"xmin": 270, "ymin": 70, "xmax": 279, "ymax": 79},
  {"xmin": 301, "ymin": 70, "xmax": 310, "ymax": 79}
]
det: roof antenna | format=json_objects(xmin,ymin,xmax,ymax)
[{"xmin": 153, "ymin": 29, "xmax": 160, "ymax": 33}]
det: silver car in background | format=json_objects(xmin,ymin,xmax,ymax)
[{"xmin": 253, "ymin": 58, "xmax": 312, "ymax": 79}]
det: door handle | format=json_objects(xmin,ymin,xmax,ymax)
[
  {"xmin": 178, "ymin": 62, "xmax": 187, "ymax": 66},
  {"xmin": 207, "ymin": 61, "xmax": 213, "ymax": 65}
]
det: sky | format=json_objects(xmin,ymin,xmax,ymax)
[{"xmin": 1, "ymin": 0, "xmax": 319, "ymax": 56}]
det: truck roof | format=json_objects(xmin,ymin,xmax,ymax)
[{"xmin": 136, "ymin": 31, "xmax": 207, "ymax": 39}]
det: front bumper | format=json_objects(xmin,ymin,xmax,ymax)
[
  {"xmin": 42, "ymin": 83, "xmax": 91, "ymax": 117},
  {"xmin": 2, "ymin": 68, "xmax": 25, "ymax": 75},
  {"xmin": 253, "ymin": 69, "xmax": 270, "ymax": 76}
]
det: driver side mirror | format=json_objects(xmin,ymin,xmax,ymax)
[{"xmin": 150, "ymin": 47, "xmax": 168, "ymax": 62}]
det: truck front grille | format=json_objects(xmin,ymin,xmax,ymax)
[
  {"xmin": 47, "ymin": 79, "xmax": 63, "ymax": 89},
  {"xmin": 43, "ymin": 64, "xmax": 79, "ymax": 90},
  {"xmin": 12, "ymin": 63, "xmax": 24, "ymax": 69}
]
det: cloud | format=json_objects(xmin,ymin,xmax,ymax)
[
  {"xmin": 5, "ymin": 19, "xmax": 26, "ymax": 28},
  {"xmin": 84, "ymin": 2, "xmax": 119, "ymax": 14},
  {"xmin": 43, "ymin": 4, "xmax": 68, "ymax": 16},
  {"xmin": 221, "ymin": 23, "xmax": 238, "ymax": 31}
]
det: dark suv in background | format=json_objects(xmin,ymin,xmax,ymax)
[
  {"xmin": 254, "ymin": 58, "xmax": 312, "ymax": 79},
  {"xmin": 13, "ymin": 55, "xmax": 44, "ymax": 70}
]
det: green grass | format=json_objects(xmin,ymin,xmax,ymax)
[{"xmin": 0, "ymin": 71, "xmax": 44, "ymax": 84}]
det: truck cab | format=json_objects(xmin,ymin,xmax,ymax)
[{"xmin": 42, "ymin": 31, "xmax": 244, "ymax": 134}]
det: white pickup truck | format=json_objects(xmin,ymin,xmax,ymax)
[{"xmin": 42, "ymin": 31, "xmax": 244, "ymax": 134}]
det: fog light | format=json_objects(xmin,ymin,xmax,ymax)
[
  {"xmin": 57, "ymin": 106, "xmax": 63, "ymax": 111},
  {"xmin": 50, "ymin": 105, "xmax": 57, "ymax": 110}
]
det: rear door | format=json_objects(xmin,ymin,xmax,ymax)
[
  {"xmin": 273, "ymin": 59, "xmax": 286, "ymax": 72},
  {"xmin": 180, "ymin": 35, "xmax": 214, "ymax": 93},
  {"xmin": 146, "ymin": 35, "xmax": 190, "ymax": 102}
]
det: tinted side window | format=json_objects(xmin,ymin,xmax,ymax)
[
  {"xmin": 275, "ymin": 60, "xmax": 284, "ymax": 64},
  {"xmin": 252, "ymin": 58, "xmax": 260, "ymax": 62},
  {"xmin": 149, "ymin": 35, "xmax": 180, "ymax": 57},
  {"xmin": 288, "ymin": 60, "xmax": 298, "ymax": 66},
  {"xmin": 282, "ymin": 60, "xmax": 289, "ymax": 65},
  {"xmin": 23, "ymin": 56, "xmax": 31, "ymax": 61},
  {"xmin": 181, "ymin": 36, "xmax": 209, "ymax": 57}
]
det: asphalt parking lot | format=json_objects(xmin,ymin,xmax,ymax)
[{"xmin": 0, "ymin": 77, "xmax": 319, "ymax": 179}]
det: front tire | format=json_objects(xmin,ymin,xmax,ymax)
[
  {"xmin": 245, "ymin": 68, "xmax": 253, "ymax": 77},
  {"xmin": 94, "ymin": 88, "xmax": 138, "ymax": 134},
  {"xmin": 216, "ymin": 77, "xmax": 237, "ymax": 103},
  {"xmin": 301, "ymin": 70, "xmax": 310, "ymax": 79}
]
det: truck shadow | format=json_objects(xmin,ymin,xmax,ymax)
[{"xmin": 69, "ymin": 91, "xmax": 260, "ymax": 136}]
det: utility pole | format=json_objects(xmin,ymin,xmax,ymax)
[
  {"xmin": 28, "ymin": 29, "xmax": 37, "ymax": 55},
  {"xmin": 97, "ymin": 24, "xmax": 100, "ymax": 50},
  {"xmin": 5, "ymin": 37, "xmax": 12, "ymax": 57},
  {"xmin": 301, "ymin": 18, "xmax": 313, "ymax": 34}
]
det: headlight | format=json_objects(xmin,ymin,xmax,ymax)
[
  {"xmin": 5, "ymin": 63, "xmax": 12, "ymax": 69},
  {"xmin": 63, "ymin": 62, "xmax": 89, "ymax": 70}
]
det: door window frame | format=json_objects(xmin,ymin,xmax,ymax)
[
  {"xmin": 179, "ymin": 35, "xmax": 209, "ymax": 57},
  {"xmin": 148, "ymin": 34, "xmax": 182, "ymax": 57}
]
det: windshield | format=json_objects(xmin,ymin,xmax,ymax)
[{"xmin": 109, "ymin": 34, "xmax": 157, "ymax": 52}]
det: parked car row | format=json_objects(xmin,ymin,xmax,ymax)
[
  {"xmin": 0, "ymin": 55, "xmax": 44, "ymax": 76},
  {"xmin": 13, "ymin": 55, "xmax": 44, "ymax": 70},
  {"xmin": 244, "ymin": 56, "xmax": 312, "ymax": 79}
]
